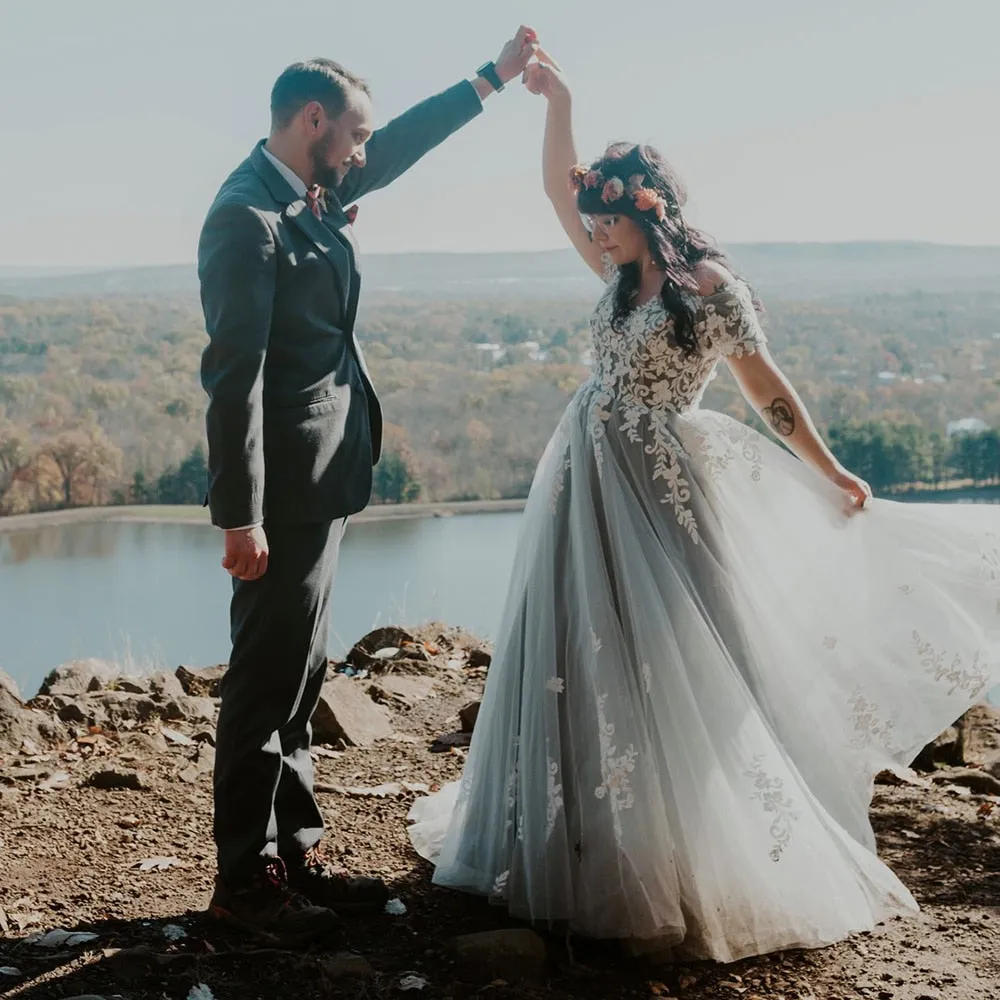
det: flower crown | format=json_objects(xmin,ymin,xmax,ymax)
[{"xmin": 569, "ymin": 165, "xmax": 669, "ymax": 222}]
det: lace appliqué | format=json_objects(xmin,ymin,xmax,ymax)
[
  {"xmin": 546, "ymin": 757, "xmax": 564, "ymax": 839},
  {"xmin": 546, "ymin": 676, "xmax": 565, "ymax": 694},
  {"xmin": 980, "ymin": 533, "xmax": 1000, "ymax": 582},
  {"xmin": 490, "ymin": 870, "xmax": 509, "ymax": 898},
  {"xmin": 848, "ymin": 687, "xmax": 899, "ymax": 751},
  {"xmin": 744, "ymin": 754, "xmax": 797, "ymax": 862},
  {"xmin": 583, "ymin": 280, "xmax": 763, "ymax": 544},
  {"xmin": 688, "ymin": 415, "xmax": 764, "ymax": 485},
  {"xmin": 502, "ymin": 738, "xmax": 520, "ymax": 835},
  {"xmin": 913, "ymin": 631, "xmax": 990, "ymax": 697},
  {"xmin": 594, "ymin": 693, "xmax": 637, "ymax": 842},
  {"xmin": 546, "ymin": 421, "xmax": 573, "ymax": 515}
]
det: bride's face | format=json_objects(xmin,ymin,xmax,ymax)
[{"xmin": 585, "ymin": 214, "xmax": 647, "ymax": 266}]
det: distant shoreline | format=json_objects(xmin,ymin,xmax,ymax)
[{"xmin": 0, "ymin": 499, "xmax": 527, "ymax": 535}]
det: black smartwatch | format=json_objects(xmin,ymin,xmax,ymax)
[{"xmin": 476, "ymin": 60, "xmax": 505, "ymax": 94}]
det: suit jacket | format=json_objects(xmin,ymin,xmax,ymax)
[{"xmin": 199, "ymin": 80, "xmax": 483, "ymax": 529}]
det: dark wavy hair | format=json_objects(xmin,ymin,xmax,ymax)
[{"xmin": 576, "ymin": 143, "xmax": 740, "ymax": 355}]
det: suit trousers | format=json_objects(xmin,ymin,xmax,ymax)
[{"xmin": 213, "ymin": 517, "xmax": 346, "ymax": 883}]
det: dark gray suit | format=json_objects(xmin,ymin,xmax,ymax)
[{"xmin": 198, "ymin": 80, "xmax": 483, "ymax": 883}]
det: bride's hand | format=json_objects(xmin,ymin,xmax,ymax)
[
  {"xmin": 522, "ymin": 46, "xmax": 570, "ymax": 104},
  {"xmin": 830, "ymin": 467, "xmax": 872, "ymax": 512}
]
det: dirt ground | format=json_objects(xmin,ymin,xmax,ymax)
[{"xmin": 1, "ymin": 630, "xmax": 999, "ymax": 1000}]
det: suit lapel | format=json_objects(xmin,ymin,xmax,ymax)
[
  {"xmin": 250, "ymin": 142, "xmax": 354, "ymax": 305},
  {"xmin": 287, "ymin": 200, "xmax": 353, "ymax": 304}
]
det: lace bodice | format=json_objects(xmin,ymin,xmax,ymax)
[{"xmin": 589, "ymin": 275, "xmax": 766, "ymax": 415}]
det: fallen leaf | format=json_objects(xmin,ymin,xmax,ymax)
[
  {"xmin": 399, "ymin": 974, "xmax": 428, "ymax": 991},
  {"xmin": 0, "ymin": 967, "xmax": 23, "ymax": 977},
  {"xmin": 977, "ymin": 800, "xmax": 995, "ymax": 818},
  {"xmin": 384, "ymin": 898, "xmax": 407, "ymax": 916},
  {"xmin": 132, "ymin": 856, "xmax": 181, "ymax": 872},
  {"xmin": 187, "ymin": 985, "xmax": 216, "ymax": 1000},
  {"xmin": 27, "ymin": 928, "xmax": 99, "ymax": 948}
]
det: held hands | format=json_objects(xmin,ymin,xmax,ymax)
[
  {"xmin": 522, "ymin": 46, "xmax": 570, "ymax": 104},
  {"xmin": 223, "ymin": 525, "xmax": 269, "ymax": 581},
  {"xmin": 495, "ymin": 25, "xmax": 540, "ymax": 84}
]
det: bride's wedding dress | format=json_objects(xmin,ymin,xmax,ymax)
[{"xmin": 408, "ymin": 274, "xmax": 1000, "ymax": 962}]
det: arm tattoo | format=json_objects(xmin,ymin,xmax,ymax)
[{"xmin": 763, "ymin": 397, "xmax": 796, "ymax": 437}]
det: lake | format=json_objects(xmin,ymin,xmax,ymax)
[
  {"xmin": 0, "ymin": 512, "xmax": 523, "ymax": 698},
  {"xmin": 2, "ymin": 504, "xmax": 999, "ymax": 706}
]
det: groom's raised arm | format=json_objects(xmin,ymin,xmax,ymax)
[
  {"xmin": 337, "ymin": 26, "xmax": 537, "ymax": 203},
  {"xmin": 335, "ymin": 80, "xmax": 483, "ymax": 204}
]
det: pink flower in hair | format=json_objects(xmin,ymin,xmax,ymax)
[
  {"xmin": 601, "ymin": 177, "xmax": 625, "ymax": 203},
  {"xmin": 583, "ymin": 169, "xmax": 602, "ymax": 190}
]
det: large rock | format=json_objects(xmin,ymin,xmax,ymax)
[
  {"xmin": 957, "ymin": 703, "xmax": 1000, "ymax": 766},
  {"xmin": 39, "ymin": 659, "xmax": 120, "ymax": 698},
  {"xmin": 311, "ymin": 675, "xmax": 392, "ymax": 747},
  {"xmin": 163, "ymin": 695, "xmax": 216, "ymax": 723},
  {"xmin": 347, "ymin": 627, "xmax": 428, "ymax": 672},
  {"xmin": 175, "ymin": 664, "xmax": 226, "ymax": 698},
  {"xmin": 912, "ymin": 726, "xmax": 963, "ymax": 771},
  {"xmin": 369, "ymin": 674, "xmax": 437, "ymax": 709},
  {"xmin": 459, "ymin": 700, "xmax": 481, "ymax": 733},
  {"xmin": 0, "ymin": 667, "xmax": 22, "ymax": 701},
  {"xmin": 452, "ymin": 929, "xmax": 548, "ymax": 983},
  {"xmin": 86, "ymin": 768, "xmax": 149, "ymax": 791},
  {"xmin": 1, "ymin": 685, "xmax": 62, "ymax": 752},
  {"xmin": 147, "ymin": 671, "xmax": 186, "ymax": 701}
]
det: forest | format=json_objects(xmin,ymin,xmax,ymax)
[{"xmin": 1, "ymin": 283, "xmax": 999, "ymax": 514}]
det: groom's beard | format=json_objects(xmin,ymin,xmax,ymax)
[{"xmin": 310, "ymin": 131, "xmax": 346, "ymax": 189}]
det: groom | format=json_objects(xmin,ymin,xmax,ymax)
[{"xmin": 199, "ymin": 27, "xmax": 537, "ymax": 945}]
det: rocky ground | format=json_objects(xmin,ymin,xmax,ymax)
[{"xmin": 1, "ymin": 628, "xmax": 999, "ymax": 1000}]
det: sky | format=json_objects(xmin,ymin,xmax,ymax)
[{"xmin": 1, "ymin": 0, "xmax": 998, "ymax": 267}]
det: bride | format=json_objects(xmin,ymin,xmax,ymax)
[{"xmin": 408, "ymin": 48, "xmax": 1000, "ymax": 962}]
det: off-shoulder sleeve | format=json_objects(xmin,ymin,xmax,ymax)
[{"xmin": 700, "ymin": 282, "xmax": 767, "ymax": 358}]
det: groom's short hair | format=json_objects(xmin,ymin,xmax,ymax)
[{"xmin": 270, "ymin": 58, "xmax": 371, "ymax": 129}]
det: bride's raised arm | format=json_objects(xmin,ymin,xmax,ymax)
[{"xmin": 523, "ymin": 49, "xmax": 605, "ymax": 278}]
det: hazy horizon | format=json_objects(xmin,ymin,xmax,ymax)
[{"xmin": 3, "ymin": 0, "xmax": 998, "ymax": 267}]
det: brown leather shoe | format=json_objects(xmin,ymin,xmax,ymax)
[
  {"xmin": 208, "ymin": 857, "xmax": 340, "ymax": 947},
  {"xmin": 286, "ymin": 845, "xmax": 389, "ymax": 915}
]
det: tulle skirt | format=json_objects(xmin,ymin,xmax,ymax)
[{"xmin": 408, "ymin": 383, "xmax": 1000, "ymax": 962}]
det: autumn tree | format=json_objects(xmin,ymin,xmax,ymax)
[{"xmin": 40, "ymin": 425, "xmax": 123, "ymax": 507}]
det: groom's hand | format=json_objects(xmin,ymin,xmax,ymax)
[
  {"xmin": 495, "ymin": 25, "xmax": 539, "ymax": 84},
  {"xmin": 223, "ymin": 525, "xmax": 269, "ymax": 581}
]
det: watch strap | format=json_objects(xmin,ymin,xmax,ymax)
[{"xmin": 476, "ymin": 60, "xmax": 504, "ymax": 93}]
